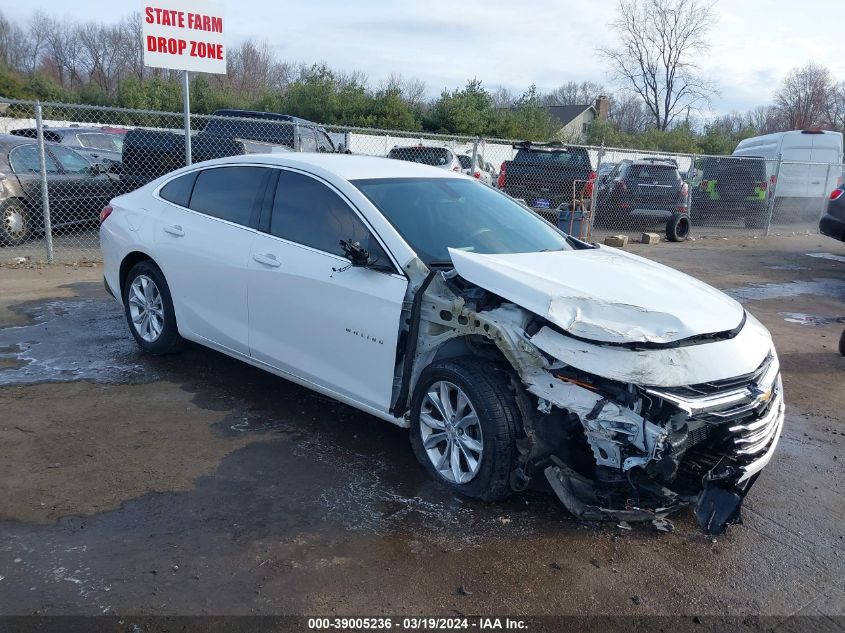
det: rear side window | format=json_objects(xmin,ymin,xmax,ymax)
[
  {"xmin": 189, "ymin": 166, "xmax": 269, "ymax": 227},
  {"xmin": 49, "ymin": 145, "xmax": 92, "ymax": 174},
  {"xmin": 270, "ymin": 170, "xmax": 387, "ymax": 262},
  {"xmin": 159, "ymin": 172, "xmax": 198, "ymax": 207}
]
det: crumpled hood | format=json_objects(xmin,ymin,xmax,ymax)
[{"xmin": 447, "ymin": 247, "xmax": 745, "ymax": 344}]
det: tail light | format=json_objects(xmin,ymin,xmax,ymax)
[
  {"xmin": 680, "ymin": 182, "xmax": 689, "ymax": 198},
  {"xmin": 699, "ymin": 179, "xmax": 709, "ymax": 191},
  {"xmin": 99, "ymin": 205, "xmax": 113, "ymax": 225},
  {"xmin": 473, "ymin": 171, "xmax": 481, "ymax": 179},
  {"xmin": 452, "ymin": 165, "xmax": 461, "ymax": 172},
  {"xmin": 831, "ymin": 188, "xmax": 844, "ymax": 201},
  {"xmin": 770, "ymin": 174, "xmax": 777, "ymax": 187},
  {"xmin": 497, "ymin": 162, "xmax": 506, "ymax": 188}
]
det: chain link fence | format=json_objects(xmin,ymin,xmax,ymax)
[{"xmin": 0, "ymin": 97, "xmax": 842, "ymax": 263}]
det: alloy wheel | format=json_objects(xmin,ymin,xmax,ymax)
[
  {"xmin": 128, "ymin": 275, "xmax": 164, "ymax": 342},
  {"xmin": 419, "ymin": 380, "xmax": 484, "ymax": 484}
]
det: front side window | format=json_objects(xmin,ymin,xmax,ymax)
[
  {"xmin": 299, "ymin": 128, "xmax": 317, "ymax": 152},
  {"xmin": 189, "ymin": 166, "xmax": 269, "ymax": 227},
  {"xmin": 270, "ymin": 170, "xmax": 389, "ymax": 266},
  {"xmin": 48, "ymin": 145, "xmax": 92, "ymax": 174},
  {"xmin": 354, "ymin": 177, "xmax": 572, "ymax": 265},
  {"xmin": 9, "ymin": 144, "xmax": 60, "ymax": 174}
]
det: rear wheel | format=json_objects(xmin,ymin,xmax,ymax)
[
  {"xmin": 123, "ymin": 261, "xmax": 183, "ymax": 355},
  {"xmin": 666, "ymin": 212, "xmax": 691, "ymax": 242},
  {"xmin": 1, "ymin": 200, "xmax": 30, "ymax": 247},
  {"xmin": 839, "ymin": 329, "xmax": 845, "ymax": 356},
  {"xmin": 410, "ymin": 359, "xmax": 521, "ymax": 501}
]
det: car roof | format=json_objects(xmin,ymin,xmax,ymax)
[{"xmin": 196, "ymin": 153, "xmax": 467, "ymax": 181}]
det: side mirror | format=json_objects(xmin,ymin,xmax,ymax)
[
  {"xmin": 339, "ymin": 239, "xmax": 370, "ymax": 267},
  {"xmin": 91, "ymin": 162, "xmax": 108, "ymax": 174}
]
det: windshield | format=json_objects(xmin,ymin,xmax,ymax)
[
  {"xmin": 353, "ymin": 177, "xmax": 571, "ymax": 265},
  {"xmin": 388, "ymin": 146, "xmax": 452, "ymax": 166}
]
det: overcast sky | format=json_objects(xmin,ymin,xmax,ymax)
[{"xmin": 6, "ymin": 0, "xmax": 844, "ymax": 117}]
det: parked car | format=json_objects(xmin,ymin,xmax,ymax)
[
  {"xmin": 820, "ymin": 183, "xmax": 845, "ymax": 241},
  {"xmin": 0, "ymin": 135, "xmax": 119, "ymax": 246},
  {"xmin": 457, "ymin": 153, "xmax": 493, "ymax": 185},
  {"xmin": 120, "ymin": 109, "xmax": 337, "ymax": 191},
  {"xmin": 595, "ymin": 157, "xmax": 690, "ymax": 238},
  {"xmin": 386, "ymin": 145, "xmax": 462, "ymax": 172},
  {"xmin": 497, "ymin": 142, "xmax": 595, "ymax": 210},
  {"xmin": 101, "ymin": 153, "xmax": 785, "ymax": 535},
  {"xmin": 10, "ymin": 126, "xmax": 123, "ymax": 169},
  {"xmin": 691, "ymin": 156, "xmax": 769, "ymax": 228},
  {"xmin": 733, "ymin": 129, "xmax": 843, "ymax": 218}
]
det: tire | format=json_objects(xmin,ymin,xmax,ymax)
[
  {"xmin": 409, "ymin": 358, "xmax": 521, "ymax": 502},
  {"xmin": 1, "ymin": 200, "xmax": 31, "ymax": 247},
  {"xmin": 839, "ymin": 329, "xmax": 845, "ymax": 357},
  {"xmin": 122, "ymin": 260, "xmax": 183, "ymax": 354},
  {"xmin": 666, "ymin": 212, "xmax": 691, "ymax": 242}
]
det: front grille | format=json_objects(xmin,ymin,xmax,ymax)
[{"xmin": 663, "ymin": 353, "xmax": 773, "ymax": 399}]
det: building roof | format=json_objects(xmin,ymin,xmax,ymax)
[{"xmin": 545, "ymin": 104, "xmax": 596, "ymax": 127}]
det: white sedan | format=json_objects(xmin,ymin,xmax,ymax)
[{"xmin": 100, "ymin": 153, "xmax": 784, "ymax": 534}]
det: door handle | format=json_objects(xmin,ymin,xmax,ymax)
[
  {"xmin": 253, "ymin": 253, "xmax": 281, "ymax": 268},
  {"xmin": 163, "ymin": 224, "xmax": 185, "ymax": 237}
]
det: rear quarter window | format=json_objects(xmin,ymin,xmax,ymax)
[{"xmin": 159, "ymin": 172, "xmax": 198, "ymax": 208}]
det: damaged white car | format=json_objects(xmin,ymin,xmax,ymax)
[{"xmin": 100, "ymin": 153, "xmax": 785, "ymax": 534}]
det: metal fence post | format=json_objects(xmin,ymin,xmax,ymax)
[
  {"xmin": 34, "ymin": 101, "xmax": 54, "ymax": 264},
  {"xmin": 687, "ymin": 153, "xmax": 696, "ymax": 213},
  {"xmin": 764, "ymin": 153, "xmax": 782, "ymax": 237},
  {"xmin": 588, "ymin": 142, "xmax": 605, "ymax": 240},
  {"xmin": 182, "ymin": 70, "xmax": 192, "ymax": 166},
  {"xmin": 470, "ymin": 137, "xmax": 479, "ymax": 176}
]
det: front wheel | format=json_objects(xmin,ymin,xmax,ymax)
[
  {"xmin": 409, "ymin": 359, "xmax": 521, "ymax": 501},
  {"xmin": 123, "ymin": 260, "xmax": 183, "ymax": 355}
]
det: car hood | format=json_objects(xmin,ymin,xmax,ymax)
[{"xmin": 447, "ymin": 247, "xmax": 745, "ymax": 345}]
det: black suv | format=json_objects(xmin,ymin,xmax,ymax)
[{"xmin": 595, "ymin": 157, "xmax": 688, "ymax": 227}]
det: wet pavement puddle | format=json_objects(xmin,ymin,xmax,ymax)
[
  {"xmin": 806, "ymin": 252, "xmax": 845, "ymax": 263},
  {"xmin": 726, "ymin": 278, "xmax": 845, "ymax": 301},
  {"xmin": 780, "ymin": 312, "xmax": 845, "ymax": 326}
]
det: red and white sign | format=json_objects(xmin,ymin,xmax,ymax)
[{"xmin": 142, "ymin": 0, "xmax": 226, "ymax": 74}]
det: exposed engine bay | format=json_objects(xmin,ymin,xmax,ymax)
[{"xmin": 390, "ymin": 246, "xmax": 785, "ymax": 535}]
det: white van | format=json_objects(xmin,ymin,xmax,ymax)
[{"xmin": 733, "ymin": 130, "xmax": 843, "ymax": 213}]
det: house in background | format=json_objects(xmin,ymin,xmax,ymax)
[{"xmin": 547, "ymin": 96, "xmax": 609, "ymax": 143}]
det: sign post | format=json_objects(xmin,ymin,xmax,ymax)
[{"xmin": 141, "ymin": 0, "xmax": 226, "ymax": 166}]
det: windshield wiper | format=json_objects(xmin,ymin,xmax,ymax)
[{"xmin": 427, "ymin": 260, "xmax": 455, "ymax": 269}]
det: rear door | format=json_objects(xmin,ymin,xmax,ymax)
[
  {"xmin": 153, "ymin": 165, "xmax": 271, "ymax": 355},
  {"xmin": 248, "ymin": 168, "xmax": 407, "ymax": 412},
  {"xmin": 779, "ymin": 134, "xmax": 812, "ymax": 198}
]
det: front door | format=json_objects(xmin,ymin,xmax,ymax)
[{"xmin": 248, "ymin": 169, "xmax": 406, "ymax": 412}]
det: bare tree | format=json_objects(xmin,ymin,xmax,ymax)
[
  {"xmin": 0, "ymin": 11, "xmax": 32, "ymax": 71},
  {"xmin": 542, "ymin": 81, "xmax": 605, "ymax": 106},
  {"xmin": 607, "ymin": 92, "xmax": 650, "ymax": 133},
  {"xmin": 490, "ymin": 86, "xmax": 516, "ymax": 109},
  {"xmin": 823, "ymin": 81, "xmax": 845, "ymax": 133},
  {"xmin": 774, "ymin": 63, "xmax": 833, "ymax": 129},
  {"xmin": 599, "ymin": 0, "xmax": 716, "ymax": 130}
]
